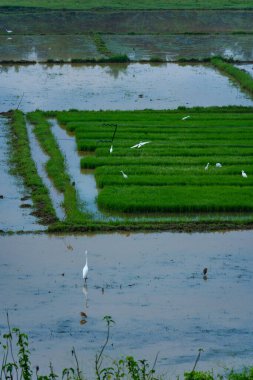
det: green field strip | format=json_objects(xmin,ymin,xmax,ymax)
[
  {"xmin": 81, "ymin": 155, "xmax": 253, "ymax": 168},
  {"xmin": 95, "ymin": 145, "xmax": 253, "ymax": 157},
  {"xmin": 9, "ymin": 111, "xmax": 57, "ymax": 225},
  {"xmin": 97, "ymin": 185, "xmax": 253, "ymax": 213},
  {"xmin": 27, "ymin": 111, "xmax": 91, "ymax": 223},
  {"xmin": 95, "ymin": 174, "xmax": 253, "ymax": 188},
  {"xmin": 95, "ymin": 165, "xmax": 253, "ymax": 176},
  {"xmin": 72, "ymin": 124, "xmax": 253, "ymax": 133}
]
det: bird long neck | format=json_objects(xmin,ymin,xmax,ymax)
[{"xmin": 85, "ymin": 252, "xmax": 88, "ymax": 266}]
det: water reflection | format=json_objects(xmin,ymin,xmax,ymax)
[
  {"xmin": 1, "ymin": 232, "xmax": 253, "ymax": 377},
  {"xmin": 0, "ymin": 63, "xmax": 252, "ymax": 112},
  {"xmin": 0, "ymin": 117, "xmax": 44, "ymax": 231}
]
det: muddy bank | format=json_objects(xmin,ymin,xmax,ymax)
[{"xmin": 1, "ymin": 231, "xmax": 253, "ymax": 377}]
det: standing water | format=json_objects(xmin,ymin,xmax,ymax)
[
  {"xmin": 0, "ymin": 117, "xmax": 44, "ymax": 231},
  {"xmin": 0, "ymin": 231, "xmax": 253, "ymax": 378},
  {"xmin": 0, "ymin": 63, "xmax": 252, "ymax": 112}
]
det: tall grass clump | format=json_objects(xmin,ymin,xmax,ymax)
[{"xmin": 9, "ymin": 110, "xmax": 57, "ymax": 225}]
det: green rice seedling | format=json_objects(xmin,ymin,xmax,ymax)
[
  {"xmin": 97, "ymin": 185, "xmax": 253, "ymax": 213},
  {"xmin": 81, "ymin": 155, "xmax": 253, "ymax": 169},
  {"xmin": 27, "ymin": 111, "xmax": 91, "ymax": 223},
  {"xmin": 211, "ymin": 57, "xmax": 253, "ymax": 96},
  {"xmin": 9, "ymin": 111, "xmax": 57, "ymax": 225}
]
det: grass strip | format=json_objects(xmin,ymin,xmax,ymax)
[
  {"xmin": 97, "ymin": 185, "xmax": 253, "ymax": 213},
  {"xmin": 9, "ymin": 110, "xmax": 57, "ymax": 224},
  {"xmin": 27, "ymin": 111, "xmax": 91, "ymax": 223},
  {"xmin": 211, "ymin": 57, "xmax": 253, "ymax": 96}
]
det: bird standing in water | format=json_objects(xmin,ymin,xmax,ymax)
[
  {"xmin": 203, "ymin": 267, "xmax": 208, "ymax": 280},
  {"xmin": 83, "ymin": 250, "xmax": 88, "ymax": 282}
]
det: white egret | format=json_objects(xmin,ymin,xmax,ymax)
[
  {"xmin": 182, "ymin": 115, "xmax": 190, "ymax": 120},
  {"xmin": 205, "ymin": 163, "xmax": 209, "ymax": 170},
  {"xmin": 120, "ymin": 170, "xmax": 128, "ymax": 179},
  {"xmin": 83, "ymin": 250, "xmax": 88, "ymax": 282},
  {"xmin": 216, "ymin": 163, "xmax": 222, "ymax": 168},
  {"xmin": 242, "ymin": 170, "xmax": 247, "ymax": 178},
  {"xmin": 130, "ymin": 141, "xmax": 151, "ymax": 149},
  {"xmin": 109, "ymin": 145, "xmax": 113, "ymax": 154},
  {"xmin": 6, "ymin": 29, "xmax": 13, "ymax": 33}
]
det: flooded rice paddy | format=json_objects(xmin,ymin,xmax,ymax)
[
  {"xmin": 50, "ymin": 119, "xmax": 101, "ymax": 218},
  {"xmin": 1, "ymin": 60, "xmax": 253, "ymax": 378},
  {"xmin": 0, "ymin": 63, "xmax": 253, "ymax": 112},
  {"xmin": 26, "ymin": 121, "xmax": 65, "ymax": 221},
  {"xmin": 1, "ymin": 34, "xmax": 253, "ymax": 62},
  {"xmin": 0, "ymin": 117, "xmax": 45, "ymax": 232},
  {"xmin": 1, "ymin": 231, "xmax": 253, "ymax": 378}
]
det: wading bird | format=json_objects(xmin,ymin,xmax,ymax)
[
  {"xmin": 203, "ymin": 267, "xmax": 208, "ymax": 280},
  {"xmin": 109, "ymin": 145, "xmax": 113, "ymax": 154},
  {"xmin": 182, "ymin": 115, "xmax": 190, "ymax": 120},
  {"xmin": 6, "ymin": 29, "xmax": 13, "ymax": 33},
  {"xmin": 205, "ymin": 163, "xmax": 209, "ymax": 170},
  {"xmin": 242, "ymin": 170, "xmax": 248, "ymax": 178},
  {"xmin": 83, "ymin": 250, "xmax": 88, "ymax": 282},
  {"xmin": 130, "ymin": 141, "xmax": 151, "ymax": 149},
  {"xmin": 216, "ymin": 163, "xmax": 222, "ymax": 168},
  {"xmin": 120, "ymin": 170, "xmax": 128, "ymax": 179}
]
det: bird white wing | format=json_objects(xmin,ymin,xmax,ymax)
[
  {"xmin": 182, "ymin": 115, "xmax": 190, "ymax": 120},
  {"xmin": 130, "ymin": 143, "xmax": 140, "ymax": 149},
  {"xmin": 138, "ymin": 141, "xmax": 151, "ymax": 147}
]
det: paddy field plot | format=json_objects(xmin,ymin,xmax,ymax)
[{"xmin": 55, "ymin": 108, "xmax": 253, "ymax": 216}]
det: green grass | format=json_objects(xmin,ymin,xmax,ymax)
[
  {"xmin": 9, "ymin": 111, "xmax": 57, "ymax": 225},
  {"xmin": 2, "ymin": 0, "xmax": 253, "ymax": 9},
  {"xmin": 211, "ymin": 57, "xmax": 253, "ymax": 96},
  {"xmin": 7, "ymin": 108, "xmax": 253, "ymax": 231},
  {"xmin": 27, "ymin": 111, "xmax": 91, "ymax": 224},
  {"xmin": 53, "ymin": 108, "xmax": 253, "ymax": 216}
]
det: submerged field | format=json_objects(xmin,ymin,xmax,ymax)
[{"xmin": 2, "ymin": 0, "xmax": 253, "ymax": 9}]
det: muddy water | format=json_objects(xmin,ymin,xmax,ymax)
[
  {"xmin": 1, "ymin": 231, "xmax": 253, "ymax": 378},
  {"xmin": 26, "ymin": 121, "xmax": 65, "ymax": 220},
  {"xmin": 0, "ymin": 117, "xmax": 44, "ymax": 232},
  {"xmin": 0, "ymin": 63, "xmax": 252, "ymax": 112}
]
